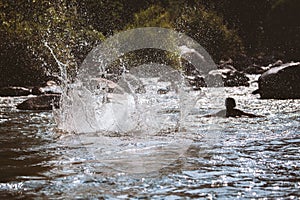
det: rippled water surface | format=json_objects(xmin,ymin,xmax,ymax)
[{"xmin": 0, "ymin": 84, "xmax": 299, "ymax": 199}]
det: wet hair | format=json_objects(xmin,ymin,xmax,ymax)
[{"xmin": 225, "ymin": 97, "xmax": 236, "ymax": 109}]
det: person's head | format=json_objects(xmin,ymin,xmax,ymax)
[{"xmin": 225, "ymin": 97, "xmax": 236, "ymax": 110}]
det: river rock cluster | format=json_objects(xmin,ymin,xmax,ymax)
[
  {"xmin": 179, "ymin": 58, "xmax": 300, "ymax": 100},
  {"xmin": 0, "ymin": 59, "xmax": 299, "ymax": 110},
  {"xmin": 0, "ymin": 81, "xmax": 61, "ymax": 97},
  {"xmin": 0, "ymin": 81, "xmax": 61, "ymax": 110}
]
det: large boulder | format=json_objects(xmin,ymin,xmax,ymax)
[
  {"xmin": 16, "ymin": 94, "xmax": 60, "ymax": 110},
  {"xmin": 252, "ymin": 62, "xmax": 300, "ymax": 99},
  {"xmin": 0, "ymin": 86, "xmax": 31, "ymax": 97}
]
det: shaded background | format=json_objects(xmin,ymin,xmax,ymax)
[{"xmin": 0, "ymin": 0, "xmax": 299, "ymax": 87}]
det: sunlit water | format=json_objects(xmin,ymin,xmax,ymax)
[{"xmin": 0, "ymin": 80, "xmax": 299, "ymax": 199}]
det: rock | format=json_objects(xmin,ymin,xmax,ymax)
[
  {"xmin": 40, "ymin": 84, "xmax": 62, "ymax": 94},
  {"xmin": 205, "ymin": 73, "xmax": 224, "ymax": 87},
  {"xmin": 218, "ymin": 59, "xmax": 237, "ymax": 71},
  {"xmin": 186, "ymin": 75, "xmax": 206, "ymax": 90},
  {"xmin": 252, "ymin": 62, "xmax": 300, "ymax": 99},
  {"xmin": 243, "ymin": 64, "xmax": 267, "ymax": 74},
  {"xmin": 232, "ymin": 54, "xmax": 253, "ymax": 71},
  {"xmin": 246, "ymin": 59, "xmax": 283, "ymax": 75},
  {"xmin": 253, "ymin": 55, "xmax": 282, "ymax": 67},
  {"xmin": 32, "ymin": 80, "xmax": 62, "ymax": 95},
  {"xmin": 267, "ymin": 60, "xmax": 283, "ymax": 69},
  {"xmin": 207, "ymin": 69, "xmax": 250, "ymax": 87},
  {"xmin": 157, "ymin": 86, "xmax": 170, "ymax": 94},
  {"xmin": 220, "ymin": 64, "xmax": 236, "ymax": 71},
  {"xmin": 16, "ymin": 94, "xmax": 60, "ymax": 110},
  {"xmin": 31, "ymin": 87, "xmax": 44, "ymax": 95},
  {"xmin": 225, "ymin": 70, "xmax": 250, "ymax": 87},
  {"xmin": 91, "ymin": 77, "xmax": 123, "ymax": 93},
  {"xmin": 0, "ymin": 86, "xmax": 31, "ymax": 97}
]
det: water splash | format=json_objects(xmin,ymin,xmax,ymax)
[
  {"xmin": 51, "ymin": 27, "xmax": 224, "ymax": 174},
  {"xmin": 56, "ymin": 63, "xmax": 197, "ymax": 134},
  {"xmin": 44, "ymin": 42, "xmax": 68, "ymax": 84},
  {"xmin": 53, "ymin": 28, "xmax": 222, "ymax": 135}
]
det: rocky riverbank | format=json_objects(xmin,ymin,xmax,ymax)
[{"xmin": 1, "ymin": 57, "xmax": 299, "ymax": 110}]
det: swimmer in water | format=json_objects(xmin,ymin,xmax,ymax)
[{"xmin": 203, "ymin": 97, "xmax": 262, "ymax": 118}]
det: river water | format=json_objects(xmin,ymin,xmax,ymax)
[{"xmin": 0, "ymin": 79, "xmax": 299, "ymax": 199}]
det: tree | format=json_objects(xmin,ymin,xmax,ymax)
[
  {"xmin": 126, "ymin": 3, "xmax": 244, "ymax": 61},
  {"xmin": 197, "ymin": 0, "xmax": 273, "ymax": 54},
  {"xmin": 78, "ymin": 0, "xmax": 163, "ymax": 36},
  {"xmin": 0, "ymin": 0, "xmax": 104, "ymax": 86}
]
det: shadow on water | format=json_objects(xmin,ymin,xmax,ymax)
[{"xmin": 0, "ymin": 98, "xmax": 57, "ymax": 198}]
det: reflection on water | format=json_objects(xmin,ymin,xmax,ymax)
[{"xmin": 0, "ymin": 84, "xmax": 299, "ymax": 199}]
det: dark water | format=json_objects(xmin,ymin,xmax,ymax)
[{"xmin": 0, "ymin": 85, "xmax": 299, "ymax": 199}]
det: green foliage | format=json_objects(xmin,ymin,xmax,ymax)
[
  {"xmin": 0, "ymin": 0, "xmax": 104, "ymax": 86},
  {"xmin": 197, "ymin": 0, "xmax": 273, "ymax": 53},
  {"xmin": 78, "ymin": 0, "xmax": 162, "ymax": 36},
  {"xmin": 126, "ymin": 4, "xmax": 244, "ymax": 61},
  {"xmin": 1, "ymin": 0, "xmax": 299, "ymax": 87},
  {"xmin": 175, "ymin": 6, "xmax": 244, "ymax": 60},
  {"xmin": 128, "ymin": 5, "xmax": 172, "ymax": 29}
]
